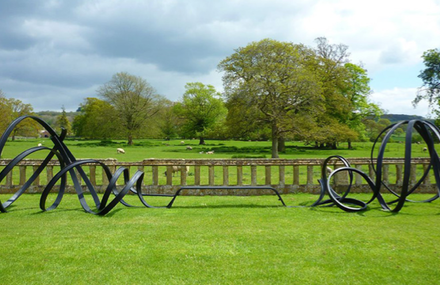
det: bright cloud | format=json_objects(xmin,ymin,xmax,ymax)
[
  {"xmin": 0, "ymin": 0, "xmax": 439, "ymax": 115},
  {"xmin": 370, "ymin": 87, "xmax": 432, "ymax": 117}
]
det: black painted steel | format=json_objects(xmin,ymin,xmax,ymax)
[
  {"xmin": 164, "ymin": 186, "xmax": 287, "ymax": 208},
  {"xmin": 0, "ymin": 116, "xmax": 287, "ymax": 214},
  {"xmin": 0, "ymin": 115, "xmax": 160, "ymax": 215},
  {"xmin": 1, "ymin": 116, "xmax": 439, "ymax": 214},
  {"xmin": 314, "ymin": 119, "xmax": 440, "ymax": 212}
]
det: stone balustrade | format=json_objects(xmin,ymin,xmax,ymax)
[{"xmin": 0, "ymin": 158, "xmax": 435, "ymax": 195}]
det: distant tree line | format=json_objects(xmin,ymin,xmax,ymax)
[{"xmin": 1, "ymin": 38, "xmax": 437, "ymax": 158}]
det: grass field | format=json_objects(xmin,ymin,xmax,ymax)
[
  {"xmin": 1, "ymin": 137, "xmax": 434, "ymax": 187},
  {"xmin": 1, "ymin": 193, "xmax": 440, "ymax": 284},
  {"xmin": 1, "ymin": 139, "xmax": 439, "ymax": 284},
  {"xmin": 1, "ymin": 137, "xmax": 434, "ymax": 161}
]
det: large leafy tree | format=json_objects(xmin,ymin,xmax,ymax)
[
  {"xmin": 174, "ymin": 82, "xmax": 227, "ymax": 145},
  {"xmin": 343, "ymin": 63, "xmax": 382, "ymax": 147},
  {"xmin": 307, "ymin": 37, "xmax": 357, "ymax": 148},
  {"xmin": 98, "ymin": 72, "xmax": 164, "ymax": 145},
  {"xmin": 157, "ymin": 100, "xmax": 180, "ymax": 140},
  {"xmin": 218, "ymin": 38, "xmax": 322, "ymax": 158},
  {"xmin": 224, "ymin": 93, "xmax": 270, "ymax": 141},
  {"xmin": 54, "ymin": 106, "xmax": 72, "ymax": 135},
  {"xmin": 0, "ymin": 90, "xmax": 12, "ymax": 133},
  {"xmin": 413, "ymin": 48, "xmax": 440, "ymax": 109},
  {"xmin": 303, "ymin": 38, "xmax": 380, "ymax": 149},
  {"xmin": 0, "ymin": 95, "xmax": 38, "ymax": 140},
  {"xmin": 72, "ymin": 98, "xmax": 121, "ymax": 139}
]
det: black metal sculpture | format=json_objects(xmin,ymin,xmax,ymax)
[
  {"xmin": 0, "ymin": 115, "xmax": 287, "ymax": 215},
  {"xmin": 0, "ymin": 115, "xmax": 160, "ymax": 215},
  {"xmin": 313, "ymin": 119, "xmax": 440, "ymax": 212},
  {"xmin": 1, "ymin": 116, "xmax": 439, "ymax": 215}
]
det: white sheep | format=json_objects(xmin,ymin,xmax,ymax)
[
  {"xmin": 199, "ymin": 151, "xmax": 204, "ymax": 154},
  {"xmin": 206, "ymin": 151, "xmax": 214, "ymax": 154},
  {"xmin": 180, "ymin": 141, "xmax": 185, "ymax": 144},
  {"xmin": 326, "ymin": 167, "xmax": 333, "ymax": 174},
  {"xmin": 37, "ymin": 143, "xmax": 42, "ymax": 147},
  {"xmin": 186, "ymin": 146, "xmax": 193, "ymax": 150},
  {"xmin": 164, "ymin": 166, "xmax": 190, "ymax": 176},
  {"xmin": 423, "ymin": 147, "xmax": 428, "ymax": 152},
  {"xmin": 116, "ymin": 148, "xmax": 125, "ymax": 154}
]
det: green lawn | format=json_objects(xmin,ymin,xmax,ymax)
[
  {"xmin": 1, "ymin": 139, "xmax": 440, "ymax": 284},
  {"xmin": 1, "ymin": 193, "xmax": 440, "ymax": 284},
  {"xmin": 1, "ymin": 137, "xmax": 434, "ymax": 161}
]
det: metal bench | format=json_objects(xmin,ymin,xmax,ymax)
[{"xmin": 144, "ymin": 185, "xmax": 287, "ymax": 208}]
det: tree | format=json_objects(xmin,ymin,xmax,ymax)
[
  {"xmin": 0, "ymin": 90, "xmax": 12, "ymax": 133},
  {"xmin": 224, "ymin": 93, "xmax": 271, "ymax": 141},
  {"xmin": 174, "ymin": 82, "xmax": 227, "ymax": 145},
  {"xmin": 343, "ymin": 63, "xmax": 382, "ymax": 148},
  {"xmin": 413, "ymin": 48, "xmax": 440, "ymax": 109},
  {"xmin": 302, "ymin": 38, "xmax": 380, "ymax": 149},
  {"xmin": 98, "ymin": 72, "xmax": 164, "ymax": 145},
  {"xmin": 72, "ymin": 98, "xmax": 122, "ymax": 139},
  {"xmin": 362, "ymin": 118, "xmax": 392, "ymax": 142},
  {"xmin": 157, "ymin": 100, "xmax": 180, "ymax": 140},
  {"xmin": 218, "ymin": 39, "xmax": 322, "ymax": 158},
  {"xmin": 0, "ymin": 96, "xmax": 38, "ymax": 139},
  {"xmin": 55, "ymin": 106, "xmax": 72, "ymax": 135},
  {"xmin": 308, "ymin": 37, "xmax": 355, "ymax": 148}
]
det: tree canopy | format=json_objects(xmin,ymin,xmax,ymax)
[
  {"xmin": 218, "ymin": 38, "xmax": 323, "ymax": 158},
  {"xmin": 414, "ymin": 48, "xmax": 440, "ymax": 109},
  {"xmin": 174, "ymin": 82, "xmax": 227, "ymax": 145},
  {"xmin": 72, "ymin": 98, "xmax": 121, "ymax": 139},
  {"xmin": 55, "ymin": 106, "xmax": 72, "ymax": 135},
  {"xmin": 0, "ymin": 95, "xmax": 38, "ymax": 140},
  {"xmin": 98, "ymin": 72, "xmax": 164, "ymax": 145}
]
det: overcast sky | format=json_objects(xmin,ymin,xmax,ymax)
[{"xmin": 1, "ymin": 0, "xmax": 439, "ymax": 116}]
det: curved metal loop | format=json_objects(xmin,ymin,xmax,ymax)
[
  {"xmin": 2, "ymin": 116, "xmax": 440, "ymax": 214},
  {"xmin": 312, "ymin": 155, "xmax": 354, "ymax": 207},
  {"xmin": 0, "ymin": 115, "xmax": 163, "ymax": 215},
  {"xmin": 315, "ymin": 119, "xmax": 440, "ymax": 212}
]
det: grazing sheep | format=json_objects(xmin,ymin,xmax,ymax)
[
  {"xmin": 186, "ymin": 146, "xmax": 193, "ymax": 150},
  {"xmin": 164, "ymin": 166, "xmax": 190, "ymax": 176},
  {"xmin": 206, "ymin": 151, "xmax": 214, "ymax": 154},
  {"xmin": 423, "ymin": 147, "xmax": 428, "ymax": 152},
  {"xmin": 180, "ymin": 141, "xmax": 185, "ymax": 144},
  {"xmin": 117, "ymin": 148, "xmax": 125, "ymax": 154},
  {"xmin": 326, "ymin": 167, "xmax": 333, "ymax": 174},
  {"xmin": 199, "ymin": 151, "xmax": 204, "ymax": 154},
  {"xmin": 37, "ymin": 143, "xmax": 42, "ymax": 147}
]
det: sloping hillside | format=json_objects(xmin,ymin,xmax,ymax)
[
  {"xmin": 35, "ymin": 111, "xmax": 78, "ymax": 126},
  {"xmin": 381, "ymin": 114, "xmax": 428, "ymax": 123}
]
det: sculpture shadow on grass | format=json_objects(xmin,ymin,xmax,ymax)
[{"xmin": 313, "ymin": 119, "xmax": 440, "ymax": 212}]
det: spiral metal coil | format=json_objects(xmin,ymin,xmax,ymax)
[
  {"xmin": 313, "ymin": 119, "xmax": 440, "ymax": 212},
  {"xmin": 0, "ymin": 115, "xmax": 159, "ymax": 215},
  {"xmin": 1, "ymin": 116, "xmax": 439, "ymax": 215}
]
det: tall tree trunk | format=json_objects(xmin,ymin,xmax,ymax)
[
  {"xmin": 278, "ymin": 136, "xmax": 285, "ymax": 152},
  {"xmin": 348, "ymin": 139, "xmax": 353, "ymax": 150},
  {"xmin": 128, "ymin": 133, "xmax": 133, "ymax": 146},
  {"xmin": 271, "ymin": 123, "xmax": 279, "ymax": 158},
  {"xmin": 199, "ymin": 137, "xmax": 205, "ymax": 145}
]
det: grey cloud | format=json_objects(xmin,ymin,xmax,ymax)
[
  {"xmin": 379, "ymin": 46, "xmax": 406, "ymax": 65},
  {"xmin": 1, "ymin": 0, "xmax": 435, "ymax": 113}
]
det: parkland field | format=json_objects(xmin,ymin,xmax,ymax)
[
  {"xmin": 0, "ymin": 137, "xmax": 434, "ymax": 161},
  {"xmin": 1, "ymin": 138, "xmax": 439, "ymax": 284}
]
